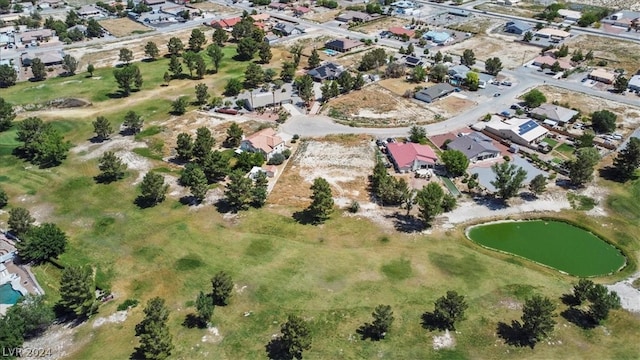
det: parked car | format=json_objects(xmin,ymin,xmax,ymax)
[
  {"xmin": 510, "ymin": 104, "xmax": 522, "ymax": 110},
  {"xmin": 501, "ymin": 81, "xmax": 512, "ymax": 86},
  {"xmin": 493, "ymin": 93, "xmax": 501, "ymax": 97}
]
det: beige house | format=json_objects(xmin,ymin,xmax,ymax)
[
  {"xmin": 589, "ymin": 68, "xmax": 616, "ymax": 84},
  {"xmin": 240, "ymin": 128, "xmax": 286, "ymax": 161}
]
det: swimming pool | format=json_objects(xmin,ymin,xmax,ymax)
[
  {"xmin": 0, "ymin": 283, "xmax": 23, "ymax": 304},
  {"xmin": 324, "ymin": 49, "xmax": 338, "ymax": 56}
]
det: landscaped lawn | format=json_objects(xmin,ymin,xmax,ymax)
[
  {"xmin": 556, "ymin": 143, "xmax": 575, "ymax": 156},
  {"xmin": 541, "ymin": 137, "xmax": 558, "ymax": 148}
]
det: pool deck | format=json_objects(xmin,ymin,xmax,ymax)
[{"xmin": 0, "ymin": 231, "xmax": 45, "ymax": 314}]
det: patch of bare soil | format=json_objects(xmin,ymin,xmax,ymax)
[
  {"xmin": 433, "ymin": 330, "xmax": 456, "ymax": 350},
  {"xmin": 353, "ymin": 17, "xmax": 408, "ymax": 36},
  {"xmin": 92, "ymin": 310, "xmax": 128, "ymax": 328},
  {"xmin": 98, "ymin": 18, "xmax": 153, "ymax": 38},
  {"xmin": 303, "ymin": 9, "xmax": 341, "ymax": 23},
  {"xmin": 564, "ymin": 35, "xmax": 640, "ymax": 75},
  {"xmin": 21, "ymin": 323, "xmax": 84, "ymax": 360},
  {"xmin": 445, "ymin": 35, "xmax": 539, "ymax": 69},
  {"xmin": 536, "ymin": 85, "xmax": 640, "ymax": 130}
]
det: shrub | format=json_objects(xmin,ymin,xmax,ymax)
[
  {"xmin": 348, "ymin": 200, "xmax": 360, "ymax": 213},
  {"xmin": 267, "ymin": 153, "xmax": 285, "ymax": 165},
  {"xmin": 117, "ymin": 298, "xmax": 139, "ymax": 311},
  {"xmin": 282, "ymin": 148, "xmax": 292, "ymax": 159},
  {"xmin": 503, "ymin": 155, "xmax": 511, "ymax": 161}
]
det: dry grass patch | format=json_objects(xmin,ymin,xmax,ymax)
[
  {"xmin": 450, "ymin": 18, "xmax": 500, "ymax": 34},
  {"xmin": 353, "ymin": 17, "xmax": 408, "ymax": 36},
  {"xmin": 474, "ymin": 2, "xmax": 543, "ymax": 18},
  {"xmin": 565, "ymin": 35, "xmax": 640, "ymax": 74},
  {"xmin": 431, "ymin": 94, "xmax": 477, "ymax": 117},
  {"xmin": 446, "ymin": 35, "xmax": 539, "ymax": 69},
  {"xmin": 98, "ymin": 18, "xmax": 153, "ymax": 38},
  {"xmin": 303, "ymin": 9, "xmax": 341, "ymax": 23},
  {"xmin": 378, "ymin": 78, "xmax": 420, "ymax": 96},
  {"xmin": 189, "ymin": 2, "xmax": 237, "ymax": 13}
]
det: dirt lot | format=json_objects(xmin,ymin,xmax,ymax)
[
  {"xmin": 445, "ymin": 35, "xmax": 539, "ymax": 69},
  {"xmin": 303, "ymin": 9, "xmax": 341, "ymax": 23},
  {"xmin": 189, "ymin": 2, "xmax": 238, "ymax": 14},
  {"xmin": 448, "ymin": 17, "xmax": 501, "ymax": 34},
  {"xmin": 474, "ymin": 2, "xmax": 542, "ymax": 18},
  {"xmin": 269, "ymin": 136, "xmax": 375, "ymax": 208},
  {"xmin": 98, "ymin": 19, "xmax": 153, "ymax": 38},
  {"xmin": 565, "ymin": 35, "xmax": 640, "ymax": 75},
  {"xmin": 536, "ymin": 85, "xmax": 640, "ymax": 130},
  {"xmin": 578, "ymin": 0, "xmax": 640, "ymax": 11},
  {"xmin": 353, "ymin": 17, "xmax": 409, "ymax": 36},
  {"xmin": 378, "ymin": 78, "xmax": 421, "ymax": 96}
]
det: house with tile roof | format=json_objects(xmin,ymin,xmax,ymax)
[
  {"xmin": 387, "ymin": 142, "xmax": 438, "ymax": 172},
  {"xmin": 446, "ymin": 132, "xmax": 501, "ymax": 162},
  {"xmin": 530, "ymin": 104, "xmax": 579, "ymax": 125},
  {"xmin": 240, "ymin": 128, "xmax": 286, "ymax": 160}
]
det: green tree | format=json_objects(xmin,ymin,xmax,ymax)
[
  {"xmin": 529, "ymin": 174, "xmax": 547, "ymax": 196},
  {"xmin": 225, "ymin": 122, "xmax": 243, "ymax": 148},
  {"xmin": 188, "ymin": 28, "xmax": 206, "ymax": 52},
  {"xmin": 267, "ymin": 315, "xmax": 312, "ymax": 360},
  {"xmin": 16, "ymin": 120, "xmax": 71, "ymax": 167},
  {"xmin": 0, "ymin": 188, "xmax": 7, "ymax": 208},
  {"xmin": 353, "ymin": 73, "xmax": 365, "ymax": 90},
  {"xmin": 113, "ymin": 64, "xmax": 142, "ymax": 96},
  {"xmin": 434, "ymin": 50, "xmax": 443, "ymax": 63},
  {"xmin": 415, "ymin": 182, "xmax": 444, "ymax": 224},
  {"xmin": 308, "ymin": 48, "xmax": 321, "ymax": 68},
  {"xmin": 145, "ymin": 41, "xmax": 160, "ymax": 60},
  {"xmin": 408, "ymin": 125, "xmax": 427, "ymax": 144},
  {"xmin": 485, "ymin": 57, "xmax": 503, "ymax": 76},
  {"xmin": 613, "ymin": 76, "xmax": 629, "ymax": 93},
  {"xmin": 4, "ymin": 294, "xmax": 54, "ymax": 339},
  {"xmin": 194, "ymin": 83, "xmax": 209, "ymax": 105},
  {"xmin": 224, "ymin": 78, "xmax": 243, "ymax": 96},
  {"xmin": 206, "ymin": 44, "xmax": 224, "ymax": 73},
  {"xmin": 97, "ymin": 151, "xmax": 127, "ymax": 182},
  {"xmin": 550, "ymin": 61, "xmax": 562, "ymax": 73},
  {"xmin": 306, "ymin": 177, "xmax": 334, "ymax": 224},
  {"xmin": 521, "ymin": 295, "xmax": 556, "ymax": 346},
  {"xmin": 86, "ymin": 18, "xmax": 102, "ymax": 38},
  {"xmin": 461, "ymin": 49, "xmax": 476, "ymax": 67},
  {"xmin": 251, "ymin": 171, "xmax": 268, "ymax": 208},
  {"xmin": 212, "ymin": 27, "xmax": 228, "ymax": 46},
  {"xmin": 567, "ymin": 147, "xmax": 600, "ymax": 186},
  {"xmin": 195, "ymin": 291, "xmax": 214, "ymax": 327},
  {"xmin": 577, "ymin": 131, "xmax": 594, "ymax": 148},
  {"xmin": 295, "ymin": 75, "xmax": 315, "ymax": 105},
  {"xmin": 167, "ymin": 37, "xmax": 184, "ymax": 56},
  {"xmin": 201, "ymin": 151, "xmax": 229, "ymax": 183},
  {"xmin": 244, "ymin": 63, "xmax": 264, "ymax": 88},
  {"xmin": 359, "ymin": 304, "xmax": 394, "ymax": 340},
  {"xmin": 87, "ymin": 64, "xmax": 95, "ymax": 77},
  {"xmin": 195, "ymin": 54, "xmax": 206, "ymax": 79},
  {"xmin": 171, "ymin": 96, "xmax": 189, "ymax": 115},
  {"xmin": 224, "ymin": 170, "xmax": 253, "ymax": 211},
  {"xmin": 175, "ymin": 133, "xmax": 194, "ymax": 161},
  {"xmin": 429, "ymin": 291, "xmax": 469, "ymax": 331},
  {"xmin": 258, "ymin": 42, "xmax": 272, "ymax": 64},
  {"xmin": 31, "ymin": 58, "xmax": 46, "ymax": 81},
  {"xmin": 591, "ymin": 109, "xmax": 617, "ymax": 133},
  {"xmin": 168, "ymin": 54, "xmax": 183, "ymax": 78},
  {"xmin": 465, "ymin": 71, "xmax": 480, "ymax": 91},
  {"xmin": 135, "ymin": 297, "xmax": 174, "ymax": 360},
  {"xmin": 613, "ymin": 137, "xmax": 640, "ymax": 181},
  {"xmin": 587, "ymin": 284, "xmax": 621, "ymax": 324},
  {"xmin": 585, "ymin": 50, "xmax": 594, "ymax": 60},
  {"xmin": 193, "ymin": 127, "xmax": 214, "ymax": 162},
  {"xmin": 412, "ymin": 65, "xmax": 426, "ymax": 83},
  {"xmin": 211, "ymin": 271, "xmax": 234, "ymax": 306},
  {"xmin": 182, "ymin": 51, "xmax": 198, "ymax": 77},
  {"xmin": 17, "ymin": 223, "xmax": 67, "ymax": 263},
  {"xmin": 523, "ymin": 89, "xmax": 547, "ymax": 108},
  {"xmin": 139, "ymin": 172, "xmax": 169, "ymax": 205},
  {"xmin": 466, "ymin": 173, "xmax": 479, "ymax": 193},
  {"xmin": 123, "ymin": 110, "xmax": 143, "ymax": 134},
  {"xmin": 58, "ymin": 265, "xmax": 98, "ymax": 318},
  {"xmin": 0, "ymin": 97, "xmax": 16, "ymax": 131},
  {"xmin": 119, "ymin": 48, "xmax": 133, "ymax": 64},
  {"xmin": 281, "ymin": 61, "xmax": 296, "ymax": 83},
  {"xmin": 571, "ymin": 49, "xmax": 584, "ymax": 62},
  {"xmin": 442, "ymin": 150, "xmax": 469, "ymax": 177},
  {"xmin": 92, "ymin": 116, "xmax": 113, "ymax": 141},
  {"xmin": 490, "ymin": 162, "xmax": 527, "ymax": 200},
  {"xmin": 358, "ymin": 48, "xmax": 387, "ymax": 71},
  {"xmin": 0, "ymin": 64, "xmax": 17, "ymax": 87},
  {"xmin": 290, "ymin": 43, "xmax": 304, "ymax": 67},
  {"xmin": 555, "ymin": 44, "xmax": 569, "ymax": 57},
  {"xmin": 189, "ymin": 166, "xmax": 208, "ymax": 203},
  {"xmin": 337, "ymin": 71, "xmax": 354, "ymax": 93},
  {"xmin": 236, "ymin": 37, "xmax": 258, "ymax": 60},
  {"xmin": 62, "ymin": 54, "xmax": 78, "ymax": 75},
  {"xmin": 429, "ymin": 64, "xmax": 448, "ymax": 83},
  {"xmin": 572, "ymin": 278, "xmax": 595, "ymax": 305}
]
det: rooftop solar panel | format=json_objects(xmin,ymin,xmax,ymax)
[{"xmin": 518, "ymin": 120, "xmax": 538, "ymax": 135}]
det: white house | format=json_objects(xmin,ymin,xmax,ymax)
[
  {"xmin": 240, "ymin": 128, "xmax": 286, "ymax": 161},
  {"xmin": 484, "ymin": 118, "xmax": 548, "ymax": 146}
]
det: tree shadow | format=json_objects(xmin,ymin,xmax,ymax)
[
  {"xmin": 598, "ymin": 166, "xmax": 632, "ymax": 182},
  {"xmin": 471, "ymin": 195, "xmax": 509, "ymax": 210},
  {"xmin": 182, "ymin": 313, "xmax": 206, "ymax": 329},
  {"xmin": 179, "ymin": 195, "xmax": 201, "ymax": 206},
  {"xmin": 496, "ymin": 320, "xmax": 533, "ymax": 348},
  {"xmin": 420, "ymin": 311, "xmax": 448, "ymax": 331},
  {"xmin": 384, "ymin": 212, "xmax": 425, "ymax": 233},
  {"xmin": 94, "ymin": 174, "xmax": 118, "ymax": 184},
  {"xmin": 213, "ymin": 199, "xmax": 235, "ymax": 214},
  {"xmin": 356, "ymin": 323, "xmax": 384, "ymax": 341},
  {"xmin": 134, "ymin": 196, "xmax": 157, "ymax": 209},
  {"xmin": 106, "ymin": 91, "xmax": 129, "ymax": 99},
  {"xmin": 520, "ymin": 192, "xmax": 537, "ymax": 201},
  {"xmin": 292, "ymin": 209, "xmax": 315, "ymax": 225},
  {"xmin": 141, "ymin": 58, "xmax": 156, "ymax": 63},
  {"xmin": 265, "ymin": 337, "xmax": 293, "ymax": 360},
  {"xmin": 560, "ymin": 308, "xmax": 596, "ymax": 329},
  {"xmin": 130, "ymin": 347, "xmax": 145, "ymax": 360},
  {"xmin": 560, "ymin": 293, "xmax": 581, "ymax": 307}
]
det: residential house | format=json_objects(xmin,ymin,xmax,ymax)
[
  {"xmin": 447, "ymin": 65, "xmax": 494, "ymax": 86},
  {"xmin": 534, "ymin": 28, "xmax": 571, "ymax": 41},
  {"xmin": 504, "ymin": 20, "xmax": 532, "ymax": 35},
  {"xmin": 603, "ymin": 11, "xmax": 640, "ymax": 27},
  {"xmin": 423, "ymin": 30, "xmax": 451, "ymax": 44},
  {"xmin": 387, "ymin": 142, "xmax": 438, "ymax": 172},
  {"xmin": 264, "ymin": 33, "xmax": 279, "ymax": 44},
  {"xmin": 161, "ymin": 5, "xmax": 190, "ymax": 16},
  {"xmin": 38, "ymin": 0, "xmax": 65, "ymax": 8},
  {"xmin": 78, "ymin": 5, "xmax": 102, "ymax": 18},
  {"xmin": 20, "ymin": 29, "xmax": 54, "ymax": 43},
  {"xmin": 293, "ymin": 6, "xmax": 311, "ymax": 16},
  {"xmin": 240, "ymin": 128, "xmax": 286, "ymax": 161},
  {"xmin": 269, "ymin": 2, "xmax": 288, "ymax": 11},
  {"xmin": 391, "ymin": 1, "xmax": 416, "ymax": 8},
  {"xmin": 532, "ymin": 55, "xmax": 572, "ymax": 71},
  {"xmin": 448, "ymin": 9, "xmax": 470, "ymax": 17},
  {"xmin": 142, "ymin": 13, "xmax": 173, "ymax": 24},
  {"xmin": 143, "ymin": 0, "xmax": 165, "ymax": 5},
  {"xmin": 504, "ymin": 0, "xmax": 521, "ymax": 5},
  {"xmin": 628, "ymin": 74, "xmax": 640, "ymax": 91},
  {"xmin": 242, "ymin": 89, "xmax": 293, "ymax": 111},
  {"xmin": 558, "ymin": 9, "xmax": 581, "ymax": 22},
  {"xmin": 414, "ymin": 83, "xmax": 455, "ymax": 103},
  {"xmin": 0, "ymin": 14, "xmax": 21, "ymax": 23},
  {"xmin": 589, "ymin": 68, "xmax": 616, "ymax": 84},
  {"xmin": 389, "ymin": 26, "xmax": 415, "ymax": 38},
  {"xmin": 273, "ymin": 22, "xmax": 304, "ymax": 36},
  {"xmin": 484, "ymin": 118, "xmax": 548, "ymax": 146},
  {"xmin": 335, "ymin": 11, "xmax": 375, "ymax": 23},
  {"xmin": 21, "ymin": 51, "xmax": 64, "ymax": 67},
  {"xmin": 251, "ymin": 13, "xmax": 270, "ymax": 22},
  {"xmin": 403, "ymin": 55, "xmax": 424, "ymax": 67},
  {"xmin": 530, "ymin": 104, "xmax": 579, "ymax": 125},
  {"xmin": 307, "ymin": 62, "xmax": 344, "ymax": 81},
  {"xmin": 67, "ymin": 24, "xmax": 88, "ymax": 35},
  {"xmin": 324, "ymin": 38, "xmax": 362, "ymax": 52},
  {"xmin": 446, "ymin": 132, "xmax": 501, "ymax": 162},
  {"xmin": 210, "ymin": 17, "xmax": 241, "ymax": 29}
]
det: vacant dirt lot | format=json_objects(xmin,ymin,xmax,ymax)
[
  {"xmin": 565, "ymin": 35, "xmax": 640, "ymax": 74},
  {"xmin": 445, "ymin": 35, "xmax": 539, "ymax": 69},
  {"xmin": 474, "ymin": 2, "xmax": 541, "ymax": 18},
  {"xmin": 303, "ymin": 9, "xmax": 341, "ymax": 23},
  {"xmin": 99, "ymin": 18, "xmax": 153, "ymax": 38},
  {"xmin": 430, "ymin": 94, "xmax": 477, "ymax": 117},
  {"xmin": 449, "ymin": 17, "xmax": 500, "ymax": 34},
  {"xmin": 269, "ymin": 136, "xmax": 375, "ymax": 208},
  {"xmin": 378, "ymin": 78, "xmax": 421, "ymax": 96},
  {"xmin": 536, "ymin": 85, "xmax": 640, "ymax": 130},
  {"xmin": 189, "ymin": 2, "xmax": 238, "ymax": 14},
  {"xmin": 354, "ymin": 17, "xmax": 408, "ymax": 36}
]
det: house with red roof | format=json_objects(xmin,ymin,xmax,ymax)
[
  {"xmin": 387, "ymin": 142, "xmax": 438, "ymax": 173},
  {"xmin": 240, "ymin": 128, "xmax": 286, "ymax": 161},
  {"xmin": 389, "ymin": 26, "xmax": 415, "ymax": 38},
  {"xmin": 210, "ymin": 17, "xmax": 241, "ymax": 29},
  {"xmin": 294, "ymin": 6, "xmax": 311, "ymax": 16}
]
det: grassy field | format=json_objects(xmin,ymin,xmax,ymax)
[{"xmin": 1, "ymin": 48, "xmax": 640, "ymax": 359}]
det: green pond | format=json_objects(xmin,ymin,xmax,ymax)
[{"xmin": 467, "ymin": 220, "xmax": 625, "ymax": 277}]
